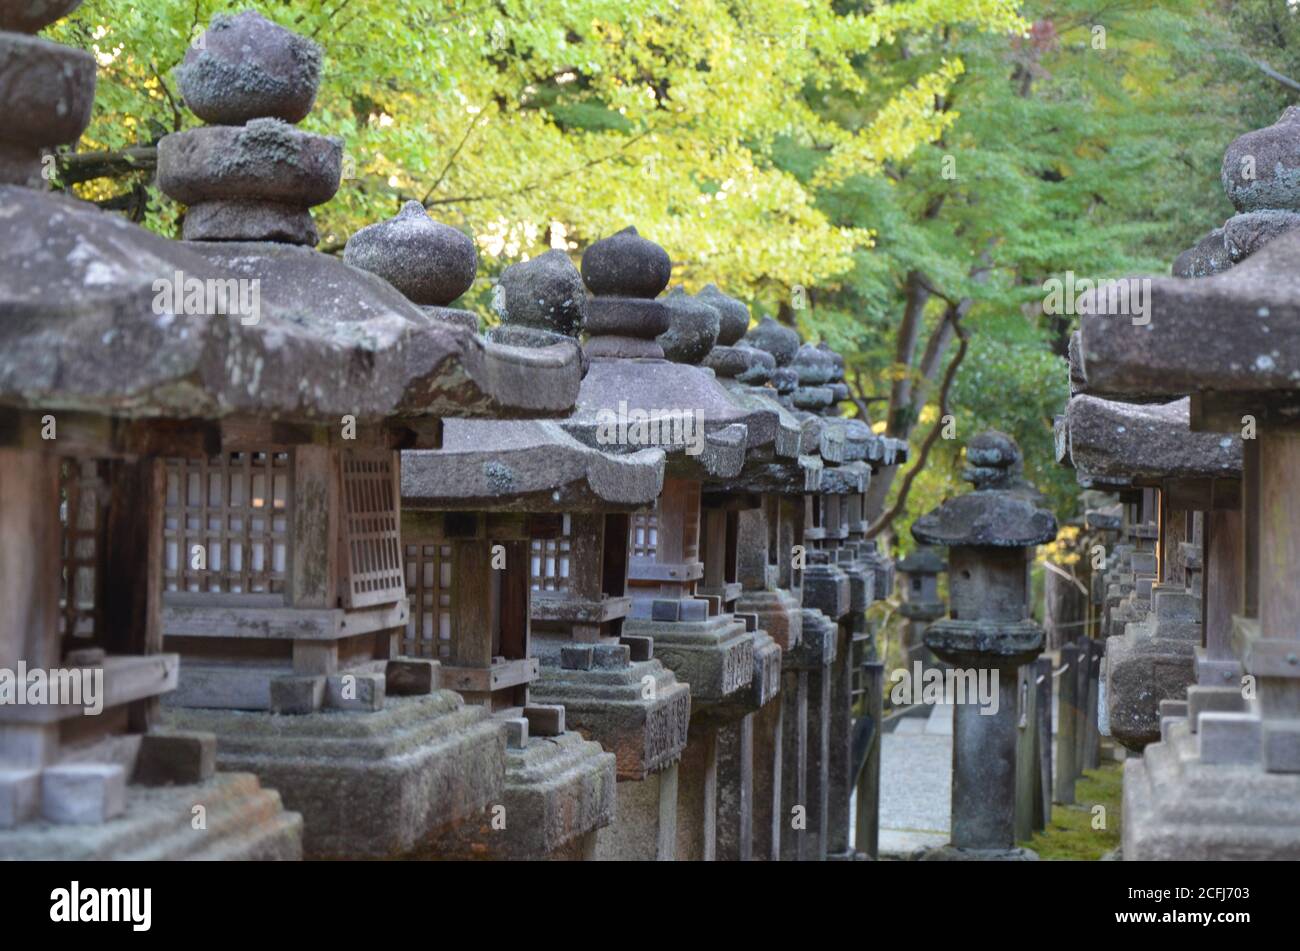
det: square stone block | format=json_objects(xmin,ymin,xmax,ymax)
[
  {"xmin": 386, "ymin": 659, "xmax": 438, "ymax": 696},
  {"xmin": 619, "ymin": 636, "xmax": 653, "ymax": 662},
  {"xmin": 42, "ymin": 763, "xmax": 126, "ymax": 825},
  {"xmin": 524, "ymin": 704, "xmax": 565, "ymax": 737},
  {"xmin": 679, "ymin": 599, "xmax": 709, "ymax": 623},
  {"xmin": 503, "ymin": 717, "xmax": 529, "ymax": 750},
  {"xmin": 1262, "ymin": 723, "xmax": 1300, "ymax": 774},
  {"xmin": 652, "ymin": 599, "xmax": 681, "ymax": 622},
  {"xmin": 734, "ymin": 613, "xmax": 758, "ymax": 633},
  {"xmin": 0, "ymin": 770, "xmax": 40, "ymax": 829},
  {"xmin": 560, "ymin": 645, "xmax": 595, "ymax": 670},
  {"xmin": 1187, "ymin": 685, "xmax": 1246, "ymax": 734},
  {"xmin": 270, "ymin": 675, "xmax": 326, "ymax": 715},
  {"xmin": 1158, "ymin": 700, "xmax": 1188, "ymax": 720},
  {"xmin": 135, "ymin": 731, "xmax": 216, "ymax": 786},
  {"xmin": 1198, "ymin": 712, "xmax": 1263, "ymax": 765},
  {"xmin": 592, "ymin": 643, "xmax": 631, "ymax": 669},
  {"xmin": 326, "ymin": 672, "xmax": 386, "ymax": 712}
]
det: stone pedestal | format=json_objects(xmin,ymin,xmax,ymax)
[
  {"xmin": 161, "ymin": 692, "xmax": 504, "ymax": 859},
  {"xmin": 780, "ymin": 608, "xmax": 836, "ymax": 860},
  {"xmin": 1106, "ymin": 585, "xmax": 1200, "ymax": 750},
  {"xmin": 530, "ymin": 659, "xmax": 690, "ymax": 861},
  {"xmin": 431, "ymin": 731, "xmax": 616, "ymax": 860}
]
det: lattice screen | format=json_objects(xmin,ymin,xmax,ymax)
[
  {"xmin": 341, "ymin": 451, "xmax": 405, "ymax": 608},
  {"xmin": 630, "ymin": 510, "xmax": 658, "ymax": 558},
  {"xmin": 163, "ymin": 451, "xmax": 290, "ymax": 595},
  {"xmin": 59, "ymin": 459, "xmax": 102, "ymax": 640},
  {"xmin": 530, "ymin": 514, "xmax": 571, "ymax": 591},
  {"xmin": 404, "ymin": 542, "xmax": 453, "ymax": 658},
  {"xmin": 682, "ymin": 481, "xmax": 701, "ymax": 562}
]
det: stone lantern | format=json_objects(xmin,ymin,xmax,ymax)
[
  {"xmin": 558, "ymin": 226, "xmax": 772, "ymax": 860},
  {"xmin": 912, "ymin": 432, "xmax": 1058, "ymax": 858},
  {"xmin": 0, "ymin": 2, "xmax": 302, "ymax": 859},
  {"xmin": 696, "ymin": 285, "xmax": 806, "ymax": 861},
  {"xmin": 897, "ymin": 547, "xmax": 947, "ymax": 671},
  {"xmin": 1080, "ymin": 195, "xmax": 1300, "ymax": 856},
  {"xmin": 393, "ymin": 249, "xmax": 679, "ymax": 859}
]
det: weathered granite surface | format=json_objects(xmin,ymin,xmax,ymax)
[
  {"xmin": 1080, "ymin": 226, "xmax": 1300, "ymax": 400},
  {"xmin": 177, "ymin": 10, "xmax": 322, "ymax": 125},
  {"xmin": 403, "ymin": 419, "xmax": 664, "ymax": 511},
  {"xmin": 0, "ymin": 187, "xmax": 582, "ymax": 422},
  {"xmin": 162, "ymin": 693, "xmax": 505, "ymax": 859},
  {"xmin": 1063, "ymin": 396, "xmax": 1242, "ymax": 487},
  {"xmin": 432, "ymin": 732, "xmax": 615, "ymax": 860},
  {"xmin": 343, "ymin": 200, "xmax": 477, "ymax": 307},
  {"xmin": 0, "ymin": 773, "xmax": 301, "ymax": 860}
]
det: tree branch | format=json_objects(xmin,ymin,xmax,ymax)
[
  {"xmin": 57, "ymin": 146, "xmax": 157, "ymax": 185},
  {"xmin": 866, "ymin": 303, "xmax": 969, "ymax": 539}
]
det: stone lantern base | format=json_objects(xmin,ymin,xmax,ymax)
[
  {"xmin": 530, "ymin": 659, "xmax": 690, "ymax": 860},
  {"xmin": 430, "ymin": 731, "xmax": 616, "ymax": 860},
  {"xmin": 161, "ymin": 692, "xmax": 505, "ymax": 859},
  {"xmin": 1124, "ymin": 718, "xmax": 1300, "ymax": 859},
  {"xmin": 0, "ymin": 772, "xmax": 301, "ymax": 860}
]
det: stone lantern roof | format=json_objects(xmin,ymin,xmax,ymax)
[
  {"xmin": 912, "ymin": 431, "xmax": 1058, "ymax": 548},
  {"xmin": 384, "ymin": 244, "xmax": 665, "ymax": 511},
  {"xmin": 1079, "ymin": 231, "xmax": 1300, "ymax": 418},
  {"xmin": 1079, "ymin": 106, "xmax": 1300, "ymax": 417},
  {"xmin": 560, "ymin": 227, "xmax": 774, "ymax": 479},
  {"xmin": 1057, "ymin": 395, "xmax": 1242, "ymax": 492},
  {"xmin": 898, "ymin": 546, "xmax": 946, "ymax": 575},
  {"xmin": 403, "ymin": 420, "xmax": 664, "ymax": 512},
  {"xmin": 0, "ymin": 187, "xmax": 582, "ymax": 436}
]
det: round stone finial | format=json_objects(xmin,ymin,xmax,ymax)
[
  {"xmin": 0, "ymin": 27, "xmax": 96, "ymax": 187},
  {"xmin": 344, "ymin": 201, "xmax": 478, "ymax": 306},
  {"xmin": 771, "ymin": 366, "xmax": 798, "ymax": 395},
  {"xmin": 962, "ymin": 430, "xmax": 1022, "ymax": 490},
  {"xmin": 580, "ymin": 226, "xmax": 672, "ymax": 298},
  {"xmin": 658, "ymin": 286, "xmax": 720, "ymax": 364},
  {"xmin": 492, "ymin": 249, "xmax": 587, "ymax": 337},
  {"xmin": 792, "ymin": 343, "xmax": 836, "ymax": 385},
  {"xmin": 818, "ymin": 342, "xmax": 846, "ymax": 382},
  {"xmin": 1222, "ymin": 106, "xmax": 1300, "ymax": 212},
  {"xmin": 179, "ymin": 11, "xmax": 323, "ymax": 125},
  {"xmin": 696, "ymin": 284, "xmax": 749, "ymax": 345},
  {"xmin": 734, "ymin": 343, "xmax": 775, "ymax": 384},
  {"xmin": 743, "ymin": 315, "xmax": 800, "ymax": 367},
  {"xmin": 1, "ymin": 0, "xmax": 84, "ymax": 33}
]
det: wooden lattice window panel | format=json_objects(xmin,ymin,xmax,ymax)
[
  {"xmin": 682, "ymin": 481, "xmax": 701, "ymax": 562},
  {"xmin": 630, "ymin": 510, "xmax": 658, "ymax": 558},
  {"xmin": 530, "ymin": 513, "xmax": 571, "ymax": 591},
  {"xmin": 404, "ymin": 543, "xmax": 453, "ymax": 659},
  {"xmin": 341, "ymin": 452, "xmax": 405, "ymax": 608},
  {"xmin": 59, "ymin": 459, "xmax": 104, "ymax": 641},
  {"xmin": 163, "ymin": 451, "xmax": 290, "ymax": 595}
]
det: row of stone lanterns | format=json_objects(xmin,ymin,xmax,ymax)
[
  {"xmin": 1, "ymin": 8, "xmax": 926, "ymax": 860},
  {"xmin": 1056, "ymin": 106, "xmax": 1300, "ymax": 858}
]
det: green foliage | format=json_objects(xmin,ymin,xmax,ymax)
[{"xmin": 52, "ymin": 0, "xmax": 1026, "ymax": 299}]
